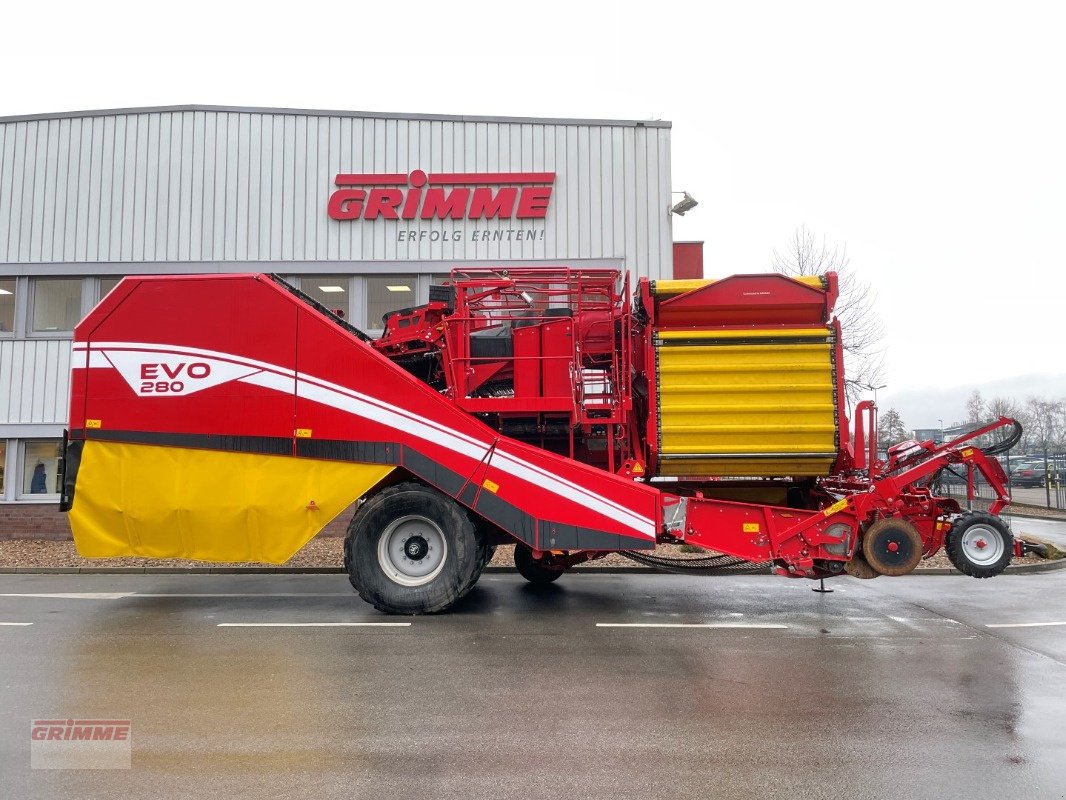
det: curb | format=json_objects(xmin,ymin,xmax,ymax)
[
  {"xmin": 0, "ymin": 561, "xmax": 1063, "ymax": 575},
  {"xmin": 912, "ymin": 559, "xmax": 1066, "ymax": 576}
]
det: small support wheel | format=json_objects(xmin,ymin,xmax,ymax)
[
  {"xmin": 945, "ymin": 512, "xmax": 1013, "ymax": 578},
  {"xmin": 861, "ymin": 517, "xmax": 924, "ymax": 576},
  {"xmin": 514, "ymin": 544, "xmax": 566, "ymax": 584}
]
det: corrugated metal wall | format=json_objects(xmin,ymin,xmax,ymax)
[
  {"xmin": 0, "ymin": 109, "xmax": 672, "ymax": 279},
  {"xmin": 0, "ymin": 340, "xmax": 71, "ymax": 424}
]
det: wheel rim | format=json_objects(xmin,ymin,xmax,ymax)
[
  {"xmin": 377, "ymin": 515, "xmax": 448, "ymax": 587},
  {"xmin": 867, "ymin": 526, "xmax": 918, "ymax": 571},
  {"xmin": 960, "ymin": 524, "xmax": 1005, "ymax": 566}
]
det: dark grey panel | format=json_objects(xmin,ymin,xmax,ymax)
[
  {"xmin": 295, "ymin": 439, "xmax": 398, "ymax": 465},
  {"xmin": 401, "ymin": 445, "xmax": 467, "ymax": 499},
  {"xmin": 471, "ymin": 489, "xmax": 537, "ymax": 547}
]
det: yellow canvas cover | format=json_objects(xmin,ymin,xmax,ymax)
[{"xmin": 69, "ymin": 441, "xmax": 393, "ymax": 563}]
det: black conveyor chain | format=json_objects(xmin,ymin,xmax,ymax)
[{"xmin": 621, "ymin": 550, "xmax": 773, "ymax": 575}]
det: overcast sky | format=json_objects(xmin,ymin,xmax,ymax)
[{"xmin": 2, "ymin": 0, "xmax": 1063, "ymax": 424}]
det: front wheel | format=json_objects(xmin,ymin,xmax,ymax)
[
  {"xmin": 513, "ymin": 544, "xmax": 566, "ymax": 584},
  {"xmin": 945, "ymin": 512, "xmax": 1013, "ymax": 578},
  {"xmin": 344, "ymin": 482, "xmax": 484, "ymax": 614}
]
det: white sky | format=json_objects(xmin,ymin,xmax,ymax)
[{"xmin": 2, "ymin": 0, "xmax": 1063, "ymax": 412}]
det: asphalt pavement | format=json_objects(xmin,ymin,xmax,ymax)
[{"xmin": 1, "ymin": 571, "xmax": 1065, "ymax": 800}]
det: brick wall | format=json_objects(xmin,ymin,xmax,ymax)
[
  {"xmin": 0, "ymin": 504, "xmax": 73, "ymax": 540},
  {"xmin": 0, "ymin": 502, "xmax": 357, "ymax": 541}
]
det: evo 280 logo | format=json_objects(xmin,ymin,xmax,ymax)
[
  {"xmin": 138, "ymin": 361, "xmax": 212, "ymax": 394},
  {"xmin": 327, "ymin": 171, "xmax": 555, "ymax": 221},
  {"xmin": 102, "ymin": 350, "xmax": 267, "ymax": 398}
]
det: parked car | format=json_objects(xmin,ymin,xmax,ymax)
[{"xmin": 1011, "ymin": 461, "xmax": 1060, "ymax": 487}]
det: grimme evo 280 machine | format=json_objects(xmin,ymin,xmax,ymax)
[{"xmin": 61, "ymin": 269, "xmax": 1021, "ymax": 613}]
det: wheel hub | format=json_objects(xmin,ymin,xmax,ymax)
[
  {"xmin": 404, "ymin": 535, "xmax": 429, "ymax": 561},
  {"xmin": 960, "ymin": 526, "xmax": 1004, "ymax": 566},
  {"xmin": 874, "ymin": 533, "xmax": 913, "ymax": 567},
  {"xmin": 377, "ymin": 515, "xmax": 448, "ymax": 587}
]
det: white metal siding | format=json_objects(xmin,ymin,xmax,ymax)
[
  {"xmin": 0, "ymin": 110, "xmax": 673, "ymax": 280},
  {"xmin": 0, "ymin": 339, "xmax": 71, "ymax": 425}
]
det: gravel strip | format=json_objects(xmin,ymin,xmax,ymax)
[{"xmin": 0, "ymin": 537, "xmax": 1052, "ymax": 570}]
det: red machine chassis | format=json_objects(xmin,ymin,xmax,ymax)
[{"xmin": 63, "ymin": 271, "xmax": 1017, "ymax": 584}]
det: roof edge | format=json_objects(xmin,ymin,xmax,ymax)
[{"xmin": 0, "ymin": 103, "xmax": 672, "ymax": 129}]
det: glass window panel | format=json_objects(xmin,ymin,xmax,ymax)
[
  {"xmin": 298, "ymin": 275, "xmax": 350, "ymax": 319},
  {"xmin": 22, "ymin": 440, "xmax": 62, "ymax": 496},
  {"xmin": 99, "ymin": 276, "xmax": 123, "ymax": 300},
  {"xmin": 32, "ymin": 278, "xmax": 82, "ymax": 332},
  {"xmin": 366, "ymin": 276, "xmax": 417, "ymax": 328},
  {"xmin": 0, "ymin": 440, "xmax": 6, "ymax": 494},
  {"xmin": 0, "ymin": 278, "xmax": 14, "ymax": 333}
]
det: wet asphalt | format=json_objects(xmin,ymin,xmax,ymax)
[{"xmin": 1, "ymin": 570, "xmax": 1065, "ymax": 800}]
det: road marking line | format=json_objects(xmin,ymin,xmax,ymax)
[
  {"xmin": 0, "ymin": 592, "xmax": 137, "ymax": 600},
  {"xmin": 0, "ymin": 593, "xmax": 354, "ymax": 600},
  {"xmin": 985, "ymin": 621, "xmax": 1066, "ymax": 628},
  {"xmin": 596, "ymin": 623, "xmax": 788, "ymax": 629},
  {"xmin": 135, "ymin": 593, "xmax": 355, "ymax": 598},
  {"xmin": 0, "ymin": 622, "xmax": 34, "ymax": 626},
  {"xmin": 889, "ymin": 616, "xmax": 962, "ymax": 624},
  {"xmin": 216, "ymin": 622, "xmax": 411, "ymax": 628}
]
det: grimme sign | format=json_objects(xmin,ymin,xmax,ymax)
[{"xmin": 327, "ymin": 170, "xmax": 554, "ymax": 242}]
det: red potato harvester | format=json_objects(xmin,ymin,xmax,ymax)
[{"xmin": 61, "ymin": 269, "xmax": 1020, "ymax": 613}]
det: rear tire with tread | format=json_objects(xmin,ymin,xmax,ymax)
[{"xmin": 344, "ymin": 482, "xmax": 484, "ymax": 614}]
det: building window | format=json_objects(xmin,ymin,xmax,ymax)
[
  {"xmin": 21, "ymin": 440, "xmax": 62, "ymax": 498},
  {"xmin": 0, "ymin": 440, "xmax": 6, "ymax": 494},
  {"xmin": 366, "ymin": 276, "xmax": 417, "ymax": 328},
  {"xmin": 32, "ymin": 278, "xmax": 82, "ymax": 333},
  {"xmin": 99, "ymin": 276, "xmax": 123, "ymax": 300},
  {"xmin": 299, "ymin": 276, "xmax": 351, "ymax": 319},
  {"xmin": 0, "ymin": 278, "xmax": 14, "ymax": 334}
]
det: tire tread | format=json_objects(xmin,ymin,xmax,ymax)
[{"xmin": 945, "ymin": 511, "xmax": 1013, "ymax": 578}]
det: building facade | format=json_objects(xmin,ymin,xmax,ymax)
[{"xmin": 0, "ymin": 105, "xmax": 677, "ymax": 532}]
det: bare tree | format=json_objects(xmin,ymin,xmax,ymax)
[
  {"xmin": 877, "ymin": 408, "xmax": 909, "ymax": 447},
  {"xmin": 771, "ymin": 226, "xmax": 886, "ymax": 405},
  {"xmin": 1025, "ymin": 396, "xmax": 1066, "ymax": 455},
  {"xmin": 986, "ymin": 395, "xmax": 1026, "ymax": 450},
  {"xmin": 965, "ymin": 390, "xmax": 985, "ymax": 424}
]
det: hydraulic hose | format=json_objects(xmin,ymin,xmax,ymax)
[{"xmin": 982, "ymin": 418, "xmax": 1023, "ymax": 457}]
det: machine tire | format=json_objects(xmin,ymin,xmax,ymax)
[
  {"xmin": 344, "ymin": 482, "xmax": 484, "ymax": 614},
  {"xmin": 513, "ymin": 543, "xmax": 566, "ymax": 584},
  {"xmin": 945, "ymin": 512, "xmax": 1013, "ymax": 578},
  {"xmin": 843, "ymin": 553, "xmax": 880, "ymax": 579},
  {"xmin": 861, "ymin": 517, "xmax": 924, "ymax": 576}
]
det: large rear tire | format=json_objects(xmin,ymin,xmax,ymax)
[
  {"xmin": 344, "ymin": 482, "xmax": 484, "ymax": 614},
  {"xmin": 945, "ymin": 512, "xmax": 1013, "ymax": 578}
]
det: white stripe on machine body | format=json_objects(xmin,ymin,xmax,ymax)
[{"xmin": 73, "ymin": 341, "xmax": 657, "ymax": 538}]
